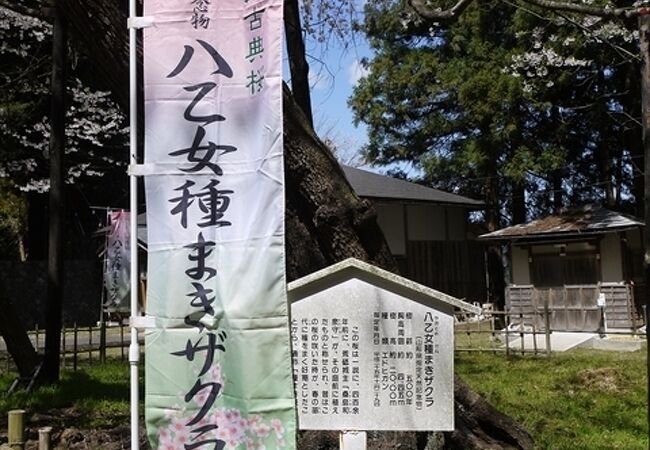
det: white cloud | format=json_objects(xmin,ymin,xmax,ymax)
[{"xmin": 348, "ymin": 59, "xmax": 369, "ymax": 86}]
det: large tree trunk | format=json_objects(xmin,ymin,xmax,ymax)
[
  {"xmin": 511, "ymin": 180, "xmax": 526, "ymax": 226},
  {"xmin": 58, "ymin": 1, "xmax": 533, "ymax": 448},
  {"xmin": 43, "ymin": 0, "xmax": 67, "ymax": 383},
  {"xmin": 284, "ymin": 0, "xmax": 314, "ymax": 128},
  {"xmin": 0, "ymin": 282, "xmax": 39, "ymax": 379}
]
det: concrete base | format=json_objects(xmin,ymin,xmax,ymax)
[
  {"xmin": 579, "ymin": 335, "xmax": 644, "ymax": 352},
  {"xmin": 506, "ymin": 332, "xmax": 598, "ymax": 353}
]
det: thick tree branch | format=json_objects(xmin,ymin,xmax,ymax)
[
  {"xmin": 408, "ymin": 0, "xmax": 642, "ymax": 27},
  {"xmin": 408, "ymin": 0, "xmax": 476, "ymax": 22},
  {"xmin": 517, "ymin": 0, "xmax": 641, "ymax": 19}
]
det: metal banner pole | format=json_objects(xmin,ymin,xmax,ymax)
[{"xmin": 128, "ymin": 0, "xmax": 140, "ymax": 447}]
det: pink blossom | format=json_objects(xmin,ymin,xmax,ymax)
[
  {"xmin": 216, "ymin": 426, "xmax": 231, "ymax": 441},
  {"xmin": 254, "ymin": 423, "xmax": 271, "ymax": 438},
  {"xmin": 224, "ymin": 408, "xmax": 242, "ymax": 422},
  {"xmin": 271, "ymin": 418, "xmax": 284, "ymax": 437},
  {"xmin": 176, "ymin": 429, "xmax": 190, "ymax": 446},
  {"xmin": 195, "ymin": 389, "xmax": 211, "ymax": 407},
  {"xmin": 197, "ymin": 415, "xmax": 210, "ymax": 428},
  {"xmin": 158, "ymin": 428, "xmax": 174, "ymax": 447},
  {"xmin": 158, "ymin": 428, "xmax": 170, "ymax": 441},
  {"xmin": 211, "ymin": 364, "xmax": 223, "ymax": 383},
  {"xmin": 170, "ymin": 417, "xmax": 186, "ymax": 433},
  {"xmin": 213, "ymin": 409, "xmax": 226, "ymax": 423},
  {"xmin": 227, "ymin": 422, "xmax": 246, "ymax": 445},
  {"xmin": 247, "ymin": 415, "xmax": 262, "ymax": 427}
]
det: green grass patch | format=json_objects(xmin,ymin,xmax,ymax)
[
  {"xmin": 455, "ymin": 319, "xmax": 502, "ymax": 351},
  {"xmin": 455, "ymin": 348, "xmax": 648, "ymax": 450},
  {"xmin": 0, "ymin": 360, "xmax": 132, "ymax": 428},
  {"xmin": 0, "ymin": 351, "xmax": 646, "ymax": 448}
]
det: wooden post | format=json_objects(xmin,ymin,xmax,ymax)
[
  {"xmin": 340, "ymin": 431, "xmax": 367, "ymax": 450},
  {"xmin": 562, "ymin": 286, "xmax": 569, "ymax": 330},
  {"xmin": 88, "ymin": 325, "xmax": 93, "ymax": 363},
  {"xmin": 38, "ymin": 427, "xmax": 52, "ymax": 450},
  {"xmin": 100, "ymin": 308, "xmax": 107, "ymax": 364},
  {"xmin": 73, "ymin": 322, "xmax": 78, "ymax": 371},
  {"xmin": 120, "ymin": 321, "xmax": 125, "ymax": 362},
  {"xmin": 544, "ymin": 296, "xmax": 551, "ymax": 356},
  {"xmin": 61, "ymin": 324, "xmax": 66, "ymax": 368},
  {"xmin": 519, "ymin": 313, "xmax": 525, "ymax": 355},
  {"xmin": 8, "ymin": 409, "xmax": 25, "ymax": 450},
  {"xmin": 504, "ymin": 309, "xmax": 510, "ymax": 358},
  {"xmin": 630, "ymin": 284, "xmax": 637, "ymax": 335}
]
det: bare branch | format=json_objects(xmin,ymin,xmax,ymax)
[
  {"xmin": 517, "ymin": 0, "xmax": 640, "ymax": 19},
  {"xmin": 407, "ymin": 0, "xmax": 476, "ymax": 22}
]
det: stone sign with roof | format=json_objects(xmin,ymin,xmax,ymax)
[{"xmin": 288, "ymin": 258, "xmax": 480, "ymax": 431}]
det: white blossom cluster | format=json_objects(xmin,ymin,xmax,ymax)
[
  {"xmin": 505, "ymin": 12, "xmax": 636, "ymax": 95},
  {"xmin": 0, "ymin": 5, "xmax": 128, "ymax": 192},
  {"xmin": 0, "ymin": 6, "xmax": 51, "ymax": 58},
  {"xmin": 507, "ymin": 45, "xmax": 592, "ymax": 93},
  {"xmin": 591, "ymin": 21, "xmax": 637, "ymax": 43}
]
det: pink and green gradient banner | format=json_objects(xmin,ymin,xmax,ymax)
[{"xmin": 142, "ymin": 1, "xmax": 296, "ymax": 448}]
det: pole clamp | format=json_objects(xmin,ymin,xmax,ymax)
[
  {"xmin": 127, "ymin": 16, "xmax": 155, "ymax": 29},
  {"xmin": 130, "ymin": 315, "xmax": 156, "ymax": 329}
]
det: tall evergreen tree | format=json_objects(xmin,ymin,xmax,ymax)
[{"xmin": 351, "ymin": 0, "xmax": 641, "ymax": 225}]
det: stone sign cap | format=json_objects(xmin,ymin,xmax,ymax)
[{"xmin": 288, "ymin": 258, "xmax": 481, "ymax": 315}]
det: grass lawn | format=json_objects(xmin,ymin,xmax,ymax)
[
  {"xmin": 0, "ymin": 350, "xmax": 646, "ymax": 449},
  {"xmin": 456, "ymin": 347, "xmax": 648, "ymax": 450},
  {"xmin": 0, "ymin": 360, "xmax": 132, "ymax": 429}
]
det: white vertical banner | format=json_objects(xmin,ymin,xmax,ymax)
[
  {"xmin": 142, "ymin": 1, "xmax": 296, "ymax": 449},
  {"xmin": 104, "ymin": 210, "xmax": 131, "ymax": 311}
]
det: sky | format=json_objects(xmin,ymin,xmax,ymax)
[
  {"xmin": 282, "ymin": 22, "xmax": 373, "ymax": 168},
  {"xmin": 305, "ymin": 38, "xmax": 372, "ymax": 165},
  {"xmin": 282, "ymin": 27, "xmax": 422, "ymax": 178}
]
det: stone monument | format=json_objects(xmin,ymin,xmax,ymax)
[{"xmin": 288, "ymin": 258, "xmax": 481, "ymax": 435}]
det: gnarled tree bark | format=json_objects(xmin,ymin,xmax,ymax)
[{"xmin": 55, "ymin": 0, "xmax": 533, "ymax": 448}]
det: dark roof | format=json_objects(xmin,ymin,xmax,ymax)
[
  {"xmin": 341, "ymin": 165, "xmax": 484, "ymax": 208},
  {"xmin": 479, "ymin": 206, "xmax": 644, "ymax": 241}
]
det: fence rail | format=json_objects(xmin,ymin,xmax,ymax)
[
  {"xmin": 0, "ymin": 321, "xmax": 139, "ymax": 374},
  {"xmin": 0, "ymin": 307, "xmax": 645, "ymax": 374},
  {"xmin": 454, "ymin": 307, "xmax": 645, "ymax": 356}
]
